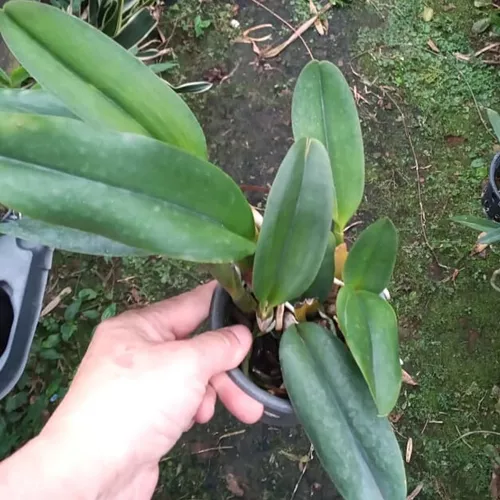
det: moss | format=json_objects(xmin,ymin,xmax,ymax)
[{"xmin": 357, "ymin": 0, "xmax": 500, "ymax": 497}]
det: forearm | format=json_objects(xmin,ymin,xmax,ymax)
[
  {"xmin": 0, "ymin": 434, "xmax": 100, "ymax": 500},
  {"xmin": 0, "ymin": 427, "xmax": 158, "ymax": 500}
]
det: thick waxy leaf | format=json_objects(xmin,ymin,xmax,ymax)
[
  {"xmin": 0, "ymin": 89, "xmax": 77, "ymax": 118},
  {"xmin": 292, "ymin": 60, "xmax": 364, "ymax": 231},
  {"xmin": 479, "ymin": 227, "xmax": 500, "ymax": 244},
  {"xmin": 301, "ymin": 232, "xmax": 335, "ymax": 302},
  {"xmin": 337, "ymin": 285, "xmax": 401, "ymax": 416},
  {"xmin": 0, "ymin": 1, "xmax": 206, "ymax": 158},
  {"xmin": 169, "ymin": 81, "xmax": 213, "ymax": 94},
  {"xmin": 488, "ymin": 109, "xmax": 500, "ymax": 142},
  {"xmin": 114, "ymin": 8, "xmax": 157, "ymax": 49},
  {"xmin": 0, "ymin": 218, "xmax": 148, "ymax": 256},
  {"xmin": 280, "ymin": 322, "xmax": 406, "ymax": 500},
  {"xmin": 343, "ymin": 218, "xmax": 398, "ymax": 294},
  {"xmin": 253, "ymin": 138, "xmax": 334, "ymax": 307},
  {"xmin": 0, "ymin": 113, "xmax": 255, "ymax": 262},
  {"xmin": 451, "ymin": 214, "xmax": 500, "ymax": 232}
]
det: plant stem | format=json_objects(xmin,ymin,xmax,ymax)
[
  {"xmin": 205, "ymin": 263, "xmax": 257, "ymax": 313},
  {"xmin": 333, "ymin": 223, "xmax": 344, "ymax": 245}
]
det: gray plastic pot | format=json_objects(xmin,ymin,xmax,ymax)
[
  {"xmin": 0, "ymin": 233, "xmax": 53, "ymax": 400},
  {"xmin": 209, "ymin": 285, "xmax": 298, "ymax": 426}
]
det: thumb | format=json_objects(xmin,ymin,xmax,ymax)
[{"xmin": 187, "ymin": 325, "xmax": 252, "ymax": 380}]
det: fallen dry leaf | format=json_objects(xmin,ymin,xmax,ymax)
[
  {"xmin": 406, "ymin": 437, "xmax": 413, "ymax": 463},
  {"xmin": 422, "ymin": 6, "xmax": 434, "ymax": 22},
  {"xmin": 427, "ymin": 38, "xmax": 440, "ymax": 53},
  {"xmin": 225, "ymin": 473, "xmax": 245, "ymax": 497},
  {"xmin": 471, "ymin": 232, "xmax": 489, "ymax": 256},
  {"xmin": 309, "ymin": 0, "xmax": 327, "ymax": 35},
  {"xmin": 475, "ymin": 42, "xmax": 500, "ymax": 57},
  {"xmin": 407, "ymin": 483, "xmax": 424, "ymax": 500},
  {"xmin": 279, "ymin": 450, "xmax": 311, "ymax": 465},
  {"xmin": 262, "ymin": 3, "xmax": 332, "ymax": 58},
  {"xmin": 443, "ymin": 3, "xmax": 456, "ymax": 10},
  {"xmin": 454, "ymin": 52, "xmax": 471, "ymax": 62},
  {"xmin": 40, "ymin": 286, "xmax": 72, "ymax": 318},
  {"xmin": 402, "ymin": 369, "xmax": 419, "ymax": 386}
]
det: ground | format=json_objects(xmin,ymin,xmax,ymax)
[{"xmin": 1, "ymin": 0, "xmax": 500, "ymax": 498}]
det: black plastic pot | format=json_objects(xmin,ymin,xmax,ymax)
[
  {"xmin": 482, "ymin": 153, "xmax": 500, "ymax": 221},
  {"xmin": 209, "ymin": 285, "xmax": 298, "ymax": 426},
  {"xmin": 0, "ymin": 230, "xmax": 53, "ymax": 400}
]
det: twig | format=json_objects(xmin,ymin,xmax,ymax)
[
  {"xmin": 407, "ymin": 483, "xmax": 424, "ymax": 500},
  {"xmin": 421, "ymin": 418, "xmax": 429, "ymax": 435},
  {"xmin": 344, "ymin": 220, "xmax": 363, "ymax": 232},
  {"xmin": 455, "ymin": 63, "xmax": 496, "ymax": 140},
  {"xmin": 165, "ymin": 19, "xmax": 178, "ymax": 49},
  {"xmin": 40, "ymin": 287, "xmax": 72, "ymax": 318},
  {"xmin": 220, "ymin": 60, "xmax": 241, "ymax": 84},
  {"xmin": 262, "ymin": 3, "xmax": 332, "ymax": 59},
  {"xmin": 475, "ymin": 42, "xmax": 500, "ymax": 57},
  {"xmin": 454, "ymin": 425, "xmax": 473, "ymax": 449},
  {"xmin": 249, "ymin": 0, "xmax": 314, "ymax": 60},
  {"xmin": 290, "ymin": 444, "xmax": 314, "ymax": 500},
  {"xmin": 191, "ymin": 445, "xmax": 234, "ymax": 455},
  {"xmin": 491, "ymin": 268, "xmax": 500, "ymax": 292},
  {"xmin": 384, "ymin": 90, "xmax": 448, "ymax": 270},
  {"xmin": 449, "ymin": 430, "xmax": 500, "ymax": 447},
  {"xmin": 217, "ymin": 429, "xmax": 246, "ymax": 443}
]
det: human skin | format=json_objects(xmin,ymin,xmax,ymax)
[{"xmin": 0, "ymin": 282, "xmax": 263, "ymax": 499}]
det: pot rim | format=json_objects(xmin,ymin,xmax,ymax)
[{"xmin": 209, "ymin": 285, "xmax": 294, "ymax": 415}]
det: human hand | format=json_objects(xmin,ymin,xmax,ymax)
[{"xmin": 19, "ymin": 282, "xmax": 263, "ymax": 500}]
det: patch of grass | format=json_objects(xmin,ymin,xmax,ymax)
[{"xmin": 357, "ymin": 0, "xmax": 500, "ymax": 497}]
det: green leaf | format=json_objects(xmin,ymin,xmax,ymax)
[
  {"xmin": 451, "ymin": 214, "xmax": 500, "ymax": 232},
  {"xmin": 101, "ymin": 303, "xmax": 117, "ymax": 320},
  {"xmin": 343, "ymin": 218, "xmax": 398, "ymax": 294},
  {"xmin": 64, "ymin": 299, "xmax": 82, "ymax": 321},
  {"xmin": 472, "ymin": 17, "xmax": 491, "ymax": 33},
  {"xmin": 487, "ymin": 108, "xmax": 500, "ymax": 142},
  {"xmin": 280, "ymin": 322, "xmax": 406, "ymax": 500},
  {"xmin": 5, "ymin": 392, "xmax": 28, "ymax": 412},
  {"xmin": 479, "ymin": 227, "xmax": 500, "ymax": 244},
  {"xmin": 42, "ymin": 333, "xmax": 60, "ymax": 349},
  {"xmin": 148, "ymin": 61, "xmax": 178, "ymax": 74},
  {"xmin": 61, "ymin": 323, "xmax": 77, "ymax": 341},
  {"xmin": 0, "ymin": 113, "xmax": 255, "ymax": 262},
  {"xmin": 101, "ymin": 0, "xmax": 124, "ymax": 37},
  {"xmin": 301, "ymin": 232, "xmax": 335, "ymax": 302},
  {"xmin": 0, "ymin": 1, "xmax": 206, "ymax": 158},
  {"xmin": 337, "ymin": 286, "xmax": 401, "ymax": 416},
  {"xmin": 82, "ymin": 309, "xmax": 100, "ymax": 320},
  {"xmin": 253, "ymin": 138, "xmax": 334, "ymax": 307},
  {"xmin": 0, "ymin": 217, "xmax": 149, "ymax": 256},
  {"xmin": 0, "ymin": 89, "xmax": 77, "ymax": 117},
  {"xmin": 169, "ymin": 81, "xmax": 213, "ymax": 94},
  {"xmin": 78, "ymin": 288, "xmax": 98, "ymax": 301},
  {"xmin": 88, "ymin": 0, "xmax": 99, "ymax": 25},
  {"xmin": 40, "ymin": 348, "xmax": 61, "ymax": 360},
  {"xmin": 292, "ymin": 60, "xmax": 364, "ymax": 231},
  {"xmin": 114, "ymin": 8, "xmax": 157, "ymax": 49},
  {"xmin": 9, "ymin": 65, "xmax": 30, "ymax": 88}
]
